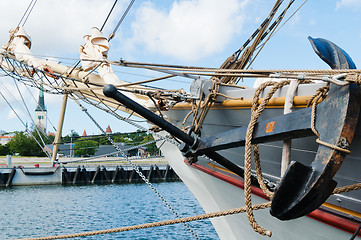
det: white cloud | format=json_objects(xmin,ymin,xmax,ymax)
[
  {"xmin": 0, "ymin": 79, "xmax": 34, "ymax": 105},
  {"xmin": 126, "ymin": 0, "xmax": 250, "ymax": 62},
  {"xmin": 7, "ymin": 108, "xmax": 24, "ymax": 120},
  {"xmin": 336, "ymin": 0, "xmax": 361, "ymax": 9}
]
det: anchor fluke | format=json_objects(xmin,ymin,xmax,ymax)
[{"xmin": 270, "ymin": 161, "xmax": 337, "ymax": 220}]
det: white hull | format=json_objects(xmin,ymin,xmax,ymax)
[
  {"xmin": 9, "ymin": 168, "xmax": 61, "ymax": 186},
  {"xmin": 159, "ymin": 137, "xmax": 358, "ymax": 239}
]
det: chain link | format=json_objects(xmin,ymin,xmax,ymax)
[{"xmin": 74, "ymin": 99, "xmax": 199, "ymax": 240}]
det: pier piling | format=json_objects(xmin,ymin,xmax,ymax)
[{"xmin": 0, "ymin": 164, "xmax": 179, "ymax": 187}]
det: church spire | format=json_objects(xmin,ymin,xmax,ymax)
[
  {"xmin": 34, "ymin": 85, "xmax": 47, "ymax": 132},
  {"xmin": 35, "ymin": 85, "xmax": 46, "ymax": 111}
]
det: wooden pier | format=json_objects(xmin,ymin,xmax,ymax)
[{"xmin": 0, "ymin": 164, "xmax": 180, "ymax": 187}]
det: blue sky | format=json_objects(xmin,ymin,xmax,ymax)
[{"xmin": 0, "ymin": 0, "xmax": 360, "ymax": 136}]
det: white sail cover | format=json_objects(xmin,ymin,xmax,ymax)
[
  {"xmin": 3, "ymin": 27, "xmax": 43, "ymax": 70},
  {"xmin": 80, "ymin": 27, "xmax": 152, "ymax": 108},
  {"xmin": 80, "ymin": 27, "xmax": 123, "ymax": 85}
]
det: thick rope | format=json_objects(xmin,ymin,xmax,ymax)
[
  {"xmin": 15, "ymin": 182, "xmax": 361, "ymax": 240},
  {"xmin": 333, "ymin": 182, "xmax": 361, "ymax": 194},
  {"xmin": 244, "ymin": 80, "xmax": 291, "ymax": 237},
  {"xmin": 309, "ymin": 84, "xmax": 351, "ymax": 154},
  {"xmin": 15, "ymin": 202, "xmax": 272, "ymax": 240}
]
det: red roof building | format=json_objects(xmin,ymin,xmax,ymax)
[
  {"xmin": 82, "ymin": 130, "xmax": 87, "ymax": 137},
  {"xmin": 0, "ymin": 136, "xmax": 13, "ymax": 145},
  {"xmin": 106, "ymin": 125, "xmax": 112, "ymax": 134}
]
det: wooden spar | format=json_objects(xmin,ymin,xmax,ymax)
[
  {"xmin": 51, "ymin": 93, "xmax": 68, "ymax": 164},
  {"xmin": 281, "ymin": 79, "xmax": 299, "ymax": 177},
  {"xmin": 36, "ymin": 59, "xmax": 149, "ymax": 118}
]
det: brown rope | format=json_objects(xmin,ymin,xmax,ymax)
[
  {"xmin": 244, "ymin": 80, "xmax": 291, "ymax": 237},
  {"xmin": 333, "ymin": 183, "xmax": 361, "ymax": 194},
  {"xmin": 115, "ymin": 61, "xmax": 361, "ymax": 74},
  {"xmin": 16, "ymin": 202, "xmax": 272, "ymax": 240},
  {"xmin": 345, "ymin": 73, "xmax": 361, "ymax": 85},
  {"xmin": 16, "ymin": 181, "xmax": 361, "ymax": 240},
  {"xmin": 309, "ymin": 84, "xmax": 351, "ymax": 154},
  {"xmin": 15, "ymin": 182, "xmax": 361, "ymax": 240}
]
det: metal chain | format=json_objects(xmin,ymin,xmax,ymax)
[{"xmin": 74, "ymin": 99, "xmax": 199, "ymax": 240}]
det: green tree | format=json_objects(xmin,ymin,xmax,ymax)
[
  {"xmin": 7, "ymin": 131, "xmax": 44, "ymax": 156},
  {"xmin": 140, "ymin": 134, "xmax": 159, "ymax": 155},
  {"xmin": 73, "ymin": 139, "xmax": 99, "ymax": 157},
  {"xmin": 99, "ymin": 136, "xmax": 111, "ymax": 145},
  {"xmin": 113, "ymin": 135, "xmax": 132, "ymax": 144},
  {"xmin": 32, "ymin": 129, "xmax": 53, "ymax": 145},
  {"xmin": 62, "ymin": 130, "xmax": 80, "ymax": 144},
  {"xmin": 0, "ymin": 144, "xmax": 10, "ymax": 156}
]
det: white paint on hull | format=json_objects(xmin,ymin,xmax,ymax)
[
  {"xmin": 157, "ymin": 135, "xmax": 356, "ymax": 239},
  {"xmin": 10, "ymin": 168, "xmax": 61, "ymax": 186}
]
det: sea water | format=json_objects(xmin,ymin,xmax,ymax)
[{"xmin": 0, "ymin": 182, "xmax": 219, "ymax": 239}]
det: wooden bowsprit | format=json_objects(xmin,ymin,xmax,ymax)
[{"xmin": 103, "ymin": 83, "xmax": 361, "ymax": 221}]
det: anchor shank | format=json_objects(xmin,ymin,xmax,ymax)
[{"xmin": 195, "ymin": 108, "xmax": 313, "ymax": 155}]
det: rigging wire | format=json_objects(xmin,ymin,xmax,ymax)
[
  {"xmin": 73, "ymin": 98, "xmax": 199, "ymax": 239},
  {"xmin": 264, "ymin": 0, "xmax": 309, "ymax": 41},
  {"xmin": 17, "ymin": 0, "xmax": 34, "ymax": 27},
  {"xmin": 231, "ymin": 0, "xmax": 284, "ymax": 62},
  {"xmin": 108, "ymin": 0, "xmax": 135, "ymax": 41},
  {"xmin": 0, "ymin": 89, "xmax": 51, "ymax": 159},
  {"xmin": 238, "ymin": 0, "xmax": 296, "ymax": 78},
  {"xmin": 12, "ymin": 79, "xmax": 50, "ymax": 139},
  {"xmin": 24, "ymin": 83, "xmax": 57, "ymax": 132},
  {"xmin": 18, "ymin": 0, "xmax": 38, "ymax": 27},
  {"xmin": 100, "ymin": 0, "xmax": 118, "ymax": 31},
  {"xmin": 12, "ymin": 79, "xmax": 52, "ymax": 158},
  {"xmin": 0, "ymin": 79, "xmax": 52, "ymax": 157}
]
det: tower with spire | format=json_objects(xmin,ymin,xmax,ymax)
[{"xmin": 35, "ymin": 86, "xmax": 47, "ymax": 133}]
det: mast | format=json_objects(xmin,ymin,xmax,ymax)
[{"xmin": 51, "ymin": 93, "xmax": 68, "ymax": 164}]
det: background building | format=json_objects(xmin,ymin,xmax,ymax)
[{"xmin": 34, "ymin": 87, "xmax": 47, "ymax": 133}]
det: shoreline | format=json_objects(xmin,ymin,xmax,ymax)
[{"xmin": 0, "ymin": 156, "xmax": 167, "ymax": 168}]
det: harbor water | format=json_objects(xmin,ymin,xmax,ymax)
[{"xmin": 0, "ymin": 182, "xmax": 219, "ymax": 239}]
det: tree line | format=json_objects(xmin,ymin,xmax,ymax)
[{"xmin": 0, "ymin": 130, "xmax": 159, "ymax": 157}]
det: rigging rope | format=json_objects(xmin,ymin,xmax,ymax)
[
  {"xmin": 0, "ymin": 89, "xmax": 50, "ymax": 158},
  {"xmin": 232, "ymin": 0, "xmax": 285, "ymax": 62},
  {"xmin": 12, "ymin": 79, "xmax": 52, "ymax": 156},
  {"xmin": 243, "ymin": 80, "xmax": 291, "ymax": 237},
  {"xmin": 25, "ymin": 85, "xmax": 57, "ymax": 132},
  {"xmin": 0, "ymin": 76, "xmax": 54, "ymax": 154}
]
